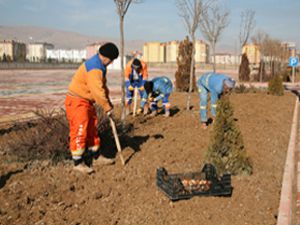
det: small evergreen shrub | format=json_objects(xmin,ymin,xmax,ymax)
[
  {"xmin": 239, "ymin": 53, "xmax": 250, "ymax": 82},
  {"xmin": 175, "ymin": 36, "xmax": 196, "ymax": 92},
  {"xmin": 268, "ymin": 75, "xmax": 284, "ymax": 96},
  {"xmin": 205, "ymin": 95, "xmax": 252, "ymax": 175}
]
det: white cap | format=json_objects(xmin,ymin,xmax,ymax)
[{"xmin": 224, "ymin": 78, "xmax": 236, "ymax": 89}]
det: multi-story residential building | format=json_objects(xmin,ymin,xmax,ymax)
[
  {"xmin": 242, "ymin": 44, "xmax": 261, "ymax": 65},
  {"xmin": 143, "ymin": 42, "xmax": 165, "ymax": 63},
  {"xmin": 195, "ymin": 40, "xmax": 209, "ymax": 63},
  {"xmin": 26, "ymin": 42, "xmax": 54, "ymax": 62},
  {"xmin": 166, "ymin": 40, "xmax": 179, "ymax": 63},
  {"xmin": 212, "ymin": 53, "xmax": 240, "ymax": 65},
  {"xmin": 46, "ymin": 49, "xmax": 87, "ymax": 63},
  {"xmin": 143, "ymin": 39, "xmax": 209, "ymax": 64},
  {"xmin": 0, "ymin": 40, "xmax": 26, "ymax": 62}
]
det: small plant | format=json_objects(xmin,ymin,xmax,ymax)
[
  {"xmin": 268, "ymin": 75, "xmax": 284, "ymax": 96},
  {"xmin": 205, "ymin": 95, "xmax": 252, "ymax": 175},
  {"xmin": 234, "ymin": 84, "xmax": 248, "ymax": 94}
]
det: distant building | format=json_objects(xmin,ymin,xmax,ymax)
[
  {"xmin": 0, "ymin": 40, "xmax": 26, "ymax": 62},
  {"xmin": 86, "ymin": 42, "xmax": 105, "ymax": 59},
  {"xmin": 26, "ymin": 42, "xmax": 54, "ymax": 62},
  {"xmin": 143, "ymin": 42, "xmax": 165, "ymax": 63},
  {"xmin": 143, "ymin": 39, "xmax": 209, "ymax": 64},
  {"xmin": 212, "ymin": 53, "xmax": 240, "ymax": 65},
  {"xmin": 242, "ymin": 44, "xmax": 261, "ymax": 65},
  {"xmin": 46, "ymin": 49, "xmax": 87, "ymax": 63},
  {"xmin": 166, "ymin": 41, "xmax": 179, "ymax": 63},
  {"xmin": 195, "ymin": 40, "xmax": 209, "ymax": 63}
]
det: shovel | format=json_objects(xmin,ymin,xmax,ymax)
[{"xmin": 109, "ymin": 117, "xmax": 125, "ymax": 166}]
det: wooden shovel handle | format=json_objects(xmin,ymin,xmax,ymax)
[{"xmin": 109, "ymin": 117, "xmax": 125, "ymax": 166}]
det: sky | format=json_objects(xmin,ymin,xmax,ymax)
[{"xmin": 0, "ymin": 0, "xmax": 299, "ymax": 53}]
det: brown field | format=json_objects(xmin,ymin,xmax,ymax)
[{"xmin": 0, "ymin": 91, "xmax": 295, "ymax": 225}]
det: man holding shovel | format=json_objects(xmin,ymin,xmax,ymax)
[
  {"xmin": 197, "ymin": 72, "xmax": 236, "ymax": 129},
  {"xmin": 125, "ymin": 58, "xmax": 148, "ymax": 115},
  {"xmin": 65, "ymin": 42, "xmax": 119, "ymax": 174}
]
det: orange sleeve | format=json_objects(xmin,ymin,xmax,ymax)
[
  {"xmin": 141, "ymin": 61, "xmax": 148, "ymax": 80},
  {"xmin": 86, "ymin": 69, "xmax": 112, "ymax": 112}
]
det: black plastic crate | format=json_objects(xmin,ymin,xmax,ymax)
[{"xmin": 156, "ymin": 163, "xmax": 233, "ymax": 201}]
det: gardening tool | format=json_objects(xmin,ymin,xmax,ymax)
[
  {"xmin": 133, "ymin": 87, "xmax": 138, "ymax": 116},
  {"xmin": 109, "ymin": 117, "xmax": 125, "ymax": 166}
]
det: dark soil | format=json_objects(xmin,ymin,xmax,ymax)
[{"xmin": 0, "ymin": 91, "xmax": 296, "ymax": 225}]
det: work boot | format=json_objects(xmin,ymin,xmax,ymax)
[
  {"xmin": 93, "ymin": 155, "xmax": 115, "ymax": 166},
  {"xmin": 164, "ymin": 111, "xmax": 170, "ymax": 117},
  {"xmin": 73, "ymin": 164, "xmax": 94, "ymax": 174},
  {"xmin": 150, "ymin": 110, "xmax": 157, "ymax": 117}
]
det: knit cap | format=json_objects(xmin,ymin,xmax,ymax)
[{"xmin": 99, "ymin": 43, "xmax": 119, "ymax": 60}]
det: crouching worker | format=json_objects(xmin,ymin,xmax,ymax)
[
  {"xmin": 125, "ymin": 58, "xmax": 148, "ymax": 114},
  {"xmin": 139, "ymin": 76, "xmax": 173, "ymax": 117},
  {"xmin": 197, "ymin": 72, "xmax": 236, "ymax": 130},
  {"xmin": 65, "ymin": 42, "xmax": 119, "ymax": 174}
]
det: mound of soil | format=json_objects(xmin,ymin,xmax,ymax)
[{"xmin": 0, "ymin": 92, "xmax": 295, "ymax": 225}]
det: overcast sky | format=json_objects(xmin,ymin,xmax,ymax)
[{"xmin": 0, "ymin": 0, "xmax": 299, "ymax": 52}]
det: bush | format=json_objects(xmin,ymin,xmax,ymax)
[
  {"xmin": 0, "ymin": 107, "xmax": 125, "ymax": 164},
  {"xmin": 205, "ymin": 95, "xmax": 252, "ymax": 175},
  {"xmin": 268, "ymin": 75, "xmax": 284, "ymax": 96},
  {"xmin": 281, "ymin": 69, "xmax": 291, "ymax": 82},
  {"xmin": 175, "ymin": 36, "xmax": 196, "ymax": 92},
  {"xmin": 0, "ymin": 109, "xmax": 70, "ymax": 163}
]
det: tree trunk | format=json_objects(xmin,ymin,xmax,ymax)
[
  {"xmin": 212, "ymin": 43, "xmax": 216, "ymax": 73},
  {"xmin": 186, "ymin": 35, "xmax": 196, "ymax": 111},
  {"xmin": 259, "ymin": 56, "xmax": 263, "ymax": 82},
  {"xmin": 120, "ymin": 17, "xmax": 126, "ymax": 122}
]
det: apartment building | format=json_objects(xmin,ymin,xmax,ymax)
[
  {"xmin": 46, "ymin": 49, "xmax": 87, "ymax": 63},
  {"xmin": 26, "ymin": 42, "xmax": 54, "ymax": 62},
  {"xmin": 143, "ymin": 42, "xmax": 165, "ymax": 63},
  {"xmin": 0, "ymin": 40, "xmax": 26, "ymax": 62}
]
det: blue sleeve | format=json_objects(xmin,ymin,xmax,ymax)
[
  {"xmin": 125, "ymin": 80, "xmax": 131, "ymax": 88},
  {"xmin": 140, "ymin": 91, "xmax": 148, "ymax": 108}
]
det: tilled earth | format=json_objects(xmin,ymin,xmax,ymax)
[{"xmin": 0, "ymin": 91, "xmax": 296, "ymax": 225}]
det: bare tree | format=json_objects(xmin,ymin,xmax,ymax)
[
  {"xmin": 114, "ymin": 0, "xmax": 141, "ymax": 122},
  {"xmin": 239, "ymin": 9, "xmax": 255, "ymax": 49},
  {"xmin": 176, "ymin": 0, "xmax": 212, "ymax": 110},
  {"xmin": 252, "ymin": 31, "xmax": 288, "ymax": 79},
  {"xmin": 251, "ymin": 30, "xmax": 268, "ymax": 82},
  {"xmin": 199, "ymin": 1, "xmax": 229, "ymax": 72}
]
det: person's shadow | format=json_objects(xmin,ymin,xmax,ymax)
[
  {"xmin": 97, "ymin": 120, "xmax": 156, "ymax": 164},
  {"xmin": 0, "ymin": 169, "xmax": 23, "ymax": 189}
]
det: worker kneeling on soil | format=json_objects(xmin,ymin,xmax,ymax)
[
  {"xmin": 125, "ymin": 58, "xmax": 148, "ymax": 114},
  {"xmin": 65, "ymin": 42, "xmax": 119, "ymax": 174},
  {"xmin": 197, "ymin": 72, "xmax": 235, "ymax": 129},
  {"xmin": 139, "ymin": 76, "xmax": 173, "ymax": 117}
]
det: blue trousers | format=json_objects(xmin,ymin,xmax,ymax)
[
  {"xmin": 126, "ymin": 80, "xmax": 145, "ymax": 105},
  {"xmin": 198, "ymin": 76, "xmax": 217, "ymax": 122},
  {"xmin": 150, "ymin": 94, "xmax": 170, "ymax": 112}
]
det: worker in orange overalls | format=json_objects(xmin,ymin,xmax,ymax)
[
  {"xmin": 65, "ymin": 42, "xmax": 119, "ymax": 174},
  {"xmin": 124, "ymin": 58, "xmax": 148, "ymax": 114}
]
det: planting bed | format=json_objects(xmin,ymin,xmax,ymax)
[{"xmin": 0, "ymin": 91, "xmax": 296, "ymax": 225}]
